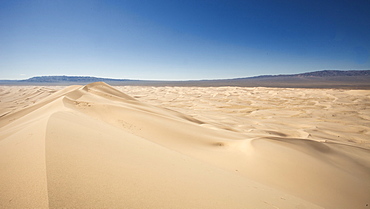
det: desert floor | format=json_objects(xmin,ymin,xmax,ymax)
[{"xmin": 1, "ymin": 83, "xmax": 369, "ymax": 208}]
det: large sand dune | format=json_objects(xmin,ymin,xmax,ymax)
[{"xmin": 0, "ymin": 83, "xmax": 369, "ymax": 208}]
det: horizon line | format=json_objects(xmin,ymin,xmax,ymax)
[{"xmin": 1, "ymin": 69, "xmax": 370, "ymax": 81}]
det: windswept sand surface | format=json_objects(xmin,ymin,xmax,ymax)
[{"xmin": 1, "ymin": 83, "xmax": 369, "ymax": 208}]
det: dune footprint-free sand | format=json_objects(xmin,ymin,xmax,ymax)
[{"xmin": 0, "ymin": 83, "xmax": 369, "ymax": 208}]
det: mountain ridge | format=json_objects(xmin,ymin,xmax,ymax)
[
  {"xmin": 1, "ymin": 70, "xmax": 369, "ymax": 89},
  {"xmin": 239, "ymin": 70, "xmax": 370, "ymax": 79}
]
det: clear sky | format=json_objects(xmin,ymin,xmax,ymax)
[{"xmin": 1, "ymin": 0, "xmax": 369, "ymax": 80}]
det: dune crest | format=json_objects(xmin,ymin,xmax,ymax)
[{"xmin": 1, "ymin": 83, "xmax": 369, "ymax": 208}]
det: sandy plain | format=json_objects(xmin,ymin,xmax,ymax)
[{"xmin": 0, "ymin": 83, "xmax": 369, "ymax": 208}]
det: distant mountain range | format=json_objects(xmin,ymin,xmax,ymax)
[
  {"xmin": 246, "ymin": 70, "xmax": 370, "ymax": 78},
  {"xmin": 21, "ymin": 75, "xmax": 131, "ymax": 83},
  {"xmin": 1, "ymin": 70, "xmax": 370, "ymax": 89}
]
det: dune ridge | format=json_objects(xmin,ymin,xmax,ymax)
[{"xmin": 1, "ymin": 83, "xmax": 369, "ymax": 208}]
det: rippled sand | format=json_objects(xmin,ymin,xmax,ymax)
[{"xmin": 118, "ymin": 86, "xmax": 370, "ymax": 147}]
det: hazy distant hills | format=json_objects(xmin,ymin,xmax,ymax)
[
  {"xmin": 22, "ymin": 75, "xmax": 130, "ymax": 83},
  {"xmin": 1, "ymin": 70, "xmax": 370, "ymax": 89},
  {"xmin": 296, "ymin": 70, "xmax": 370, "ymax": 77},
  {"xmin": 248, "ymin": 70, "xmax": 370, "ymax": 78}
]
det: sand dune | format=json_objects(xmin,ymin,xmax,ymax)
[{"xmin": 1, "ymin": 83, "xmax": 369, "ymax": 208}]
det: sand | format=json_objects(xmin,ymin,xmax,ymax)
[{"xmin": 0, "ymin": 83, "xmax": 369, "ymax": 208}]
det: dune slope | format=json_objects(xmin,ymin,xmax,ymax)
[{"xmin": 1, "ymin": 83, "xmax": 369, "ymax": 208}]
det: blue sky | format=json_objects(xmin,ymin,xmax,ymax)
[{"xmin": 0, "ymin": 0, "xmax": 369, "ymax": 80}]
